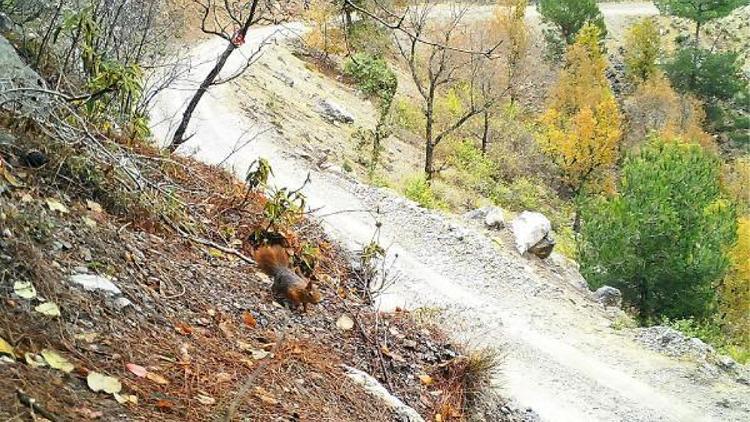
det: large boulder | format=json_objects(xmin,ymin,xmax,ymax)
[
  {"xmin": 317, "ymin": 99, "xmax": 354, "ymax": 124},
  {"xmin": 593, "ymin": 285, "xmax": 622, "ymax": 308},
  {"xmin": 0, "ymin": 35, "xmax": 52, "ymax": 116},
  {"xmin": 511, "ymin": 211, "xmax": 552, "ymax": 255}
]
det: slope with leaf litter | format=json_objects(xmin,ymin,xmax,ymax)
[{"xmin": 0, "ymin": 117, "xmax": 493, "ymax": 421}]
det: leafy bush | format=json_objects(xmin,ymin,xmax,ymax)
[
  {"xmin": 392, "ymin": 97, "xmax": 424, "ymax": 133},
  {"xmin": 580, "ymin": 140, "xmax": 737, "ymax": 322},
  {"xmin": 347, "ymin": 19, "xmax": 393, "ymax": 57},
  {"xmin": 446, "ymin": 140, "xmax": 497, "ymax": 194},
  {"xmin": 343, "ymin": 53, "xmax": 398, "ymax": 105},
  {"xmin": 622, "ymin": 73, "xmax": 711, "ymax": 149},
  {"xmin": 663, "ymin": 317, "xmax": 749, "ymax": 364},
  {"xmin": 623, "ymin": 18, "xmax": 661, "ymax": 84},
  {"xmin": 403, "ymin": 174, "xmax": 444, "ymax": 209}
]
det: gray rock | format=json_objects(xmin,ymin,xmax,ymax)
[
  {"xmin": 69, "ymin": 273, "xmax": 122, "ymax": 295},
  {"xmin": 463, "ymin": 206, "xmax": 492, "ymax": 220},
  {"xmin": 528, "ymin": 232, "xmax": 555, "ymax": 259},
  {"xmin": 484, "ymin": 207, "xmax": 506, "ymax": 230},
  {"xmin": 593, "ymin": 285, "xmax": 622, "ymax": 308},
  {"xmin": 0, "ymin": 35, "xmax": 52, "ymax": 116},
  {"xmin": 73, "ymin": 266, "xmax": 89, "ymax": 274},
  {"xmin": 113, "ymin": 297, "xmax": 133, "ymax": 310},
  {"xmin": 317, "ymin": 99, "xmax": 354, "ymax": 124},
  {"xmin": 636, "ymin": 326, "xmax": 715, "ymax": 360},
  {"xmin": 0, "ymin": 13, "xmax": 12, "ymax": 33}
]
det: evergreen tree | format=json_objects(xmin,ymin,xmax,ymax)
[{"xmin": 580, "ymin": 140, "xmax": 736, "ymax": 322}]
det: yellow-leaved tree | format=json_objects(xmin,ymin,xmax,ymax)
[
  {"xmin": 623, "ymin": 18, "xmax": 661, "ymax": 85},
  {"xmin": 721, "ymin": 217, "xmax": 750, "ymax": 356},
  {"xmin": 538, "ymin": 23, "xmax": 622, "ymax": 197}
]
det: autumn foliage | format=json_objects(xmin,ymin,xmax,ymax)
[
  {"xmin": 720, "ymin": 217, "xmax": 750, "ymax": 350},
  {"xmin": 623, "ymin": 74, "xmax": 712, "ymax": 149},
  {"xmin": 538, "ymin": 24, "xmax": 622, "ymax": 195}
]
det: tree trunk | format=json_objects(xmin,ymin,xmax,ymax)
[
  {"xmin": 481, "ymin": 110, "xmax": 490, "ymax": 155},
  {"xmin": 169, "ymin": 42, "xmax": 237, "ymax": 151},
  {"xmin": 424, "ymin": 103, "xmax": 435, "ymax": 180},
  {"xmin": 695, "ymin": 21, "xmax": 701, "ymax": 46},
  {"xmin": 424, "ymin": 140, "xmax": 435, "ymax": 180}
]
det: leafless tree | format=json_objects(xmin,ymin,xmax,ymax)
[
  {"xmin": 394, "ymin": 2, "xmax": 504, "ymax": 179},
  {"xmin": 168, "ymin": 0, "xmax": 291, "ymax": 151}
]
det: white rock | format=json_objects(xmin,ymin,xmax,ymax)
[
  {"xmin": 484, "ymin": 207, "xmax": 505, "ymax": 229},
  {"xmin": 69, "ymin": 274, "xmax": 121, "ymax": 294},
  {"xmin": 511, "ymin": 211, "xmax": 551, "ymax": 255},
  {"xmin": 343, "ymin": 365, "xmax": 424, "ymax": 422}
]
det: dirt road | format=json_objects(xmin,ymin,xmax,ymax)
[{"xmin": 149, "ymin": 4, "xmax": 749, "ymax": 421}]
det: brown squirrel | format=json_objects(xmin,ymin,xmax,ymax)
[{"xmin": 253, "ymin": 245, "xmax": 322, "ymax": 312}]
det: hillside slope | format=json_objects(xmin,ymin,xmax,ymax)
[{"xmin": 149, "ymin": 18, "xmax": 750, "ymax": 422}]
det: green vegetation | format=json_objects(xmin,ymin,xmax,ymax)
[
  {"xmin": 623, "ymin": 18, "xmax": 661, "ymax": 85},
  {"xmin": 664, "ymin": 48, "xmax": 747, "ymax": 103},
  {"xmin": 344, "ymin": 53, "xmax": 398, "ymax": 175},
  {"xmin": 537, "ymin": 0, "xmax": 606, "ymax": 58},
  {"xmin": 344, "ymin": 53, "xmax": 398, "ymax": 104},
  {"xmin": 580, "ymin": 140, "xmax": 736, "ymax": 322},
  {"xmin": 653, "ymin": 0, "xmax": 749, "ymax": 43},
  {"xmin": 403, "ymin": 174, "xmax": 445, "ymax": 209}
]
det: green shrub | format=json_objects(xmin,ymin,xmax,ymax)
[
  {"xmin": 447, "ymin": 140, "xmax": 497, "ymax": 194},
  {"xmin": 662, "ymin": 317, "xmax": 749, "ymax": 364},
  {"xmin": 343, "ymin": 53, "xmax": 397, "ymax": 105},
  {"xmin": 392, "ymin": 97, "xmax": 424, "ymax": 133},
  {"xmin": 664, "ymin": 47, "xmax": 747, "ymax": 104},
  {"xmin": 403, "ymin": 174, "xmax": 444, "ymax": 209},
  {"xmin": 579, "ymin": 140, "xmax": 737, "ymax": 323},
  {"xmin": 347, "ymin": 20, "xmax": 392, "ymax": 57}
]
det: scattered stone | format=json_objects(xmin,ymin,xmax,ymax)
[
  {"xmin": 343, "ymin": 365, "xmax": 424, "ymax": 422},
  {"xmin": 462, "ymin": 206, "xmax": 491, "ymax": 220},
  {"xmin": 484, "ymin": 207, "xmax": 505, "ymax": 230},
  {"xmin": 636, "ymin": 326, "xmax": 714, "ymax": 360},
  {"xmin": 113, "ymin": 297, "xmax": 133, "ymax": 310},
  {"xmin": 511, "ymin": 211, "xmax": 552, "ymax": 255},
  {"xmin": 80, "ymin": 247, "xmax": 93, "ymax": 262},
  {"xmin": 0, "ymin": 13, "xmax": 12, "ymax": 33},
  {"xmin": 528, "ymin": 232, "xmax": 555, "ymax": 259},
  {"xmin": 73, "ymin": 266, "xmax": 89, "ymax": 274},
  {"xmin": 403, "ymin": 339, "xmax": 417, "ymax": 349},
  {"xmin": 23, "ymin": 149, "xmax": 47, "ymax": 168},
  {"xmin": 317, "ymin": 99, "xmax": 354, "ymax": 124},
  {"xmin": 272, "ymin": 71, "xmax": 294, "ymax": 87},
  {"xmin": 593, "ymin": 286, "xmax": 622, "ymax": 308},
  {"xmin": 69, "ymin": 274, "xmax": 122, "ymax": 295}
]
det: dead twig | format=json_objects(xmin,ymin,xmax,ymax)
[{"xmin": 16, "ymin": 389, "xmax": 59, "ymax": 422}]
